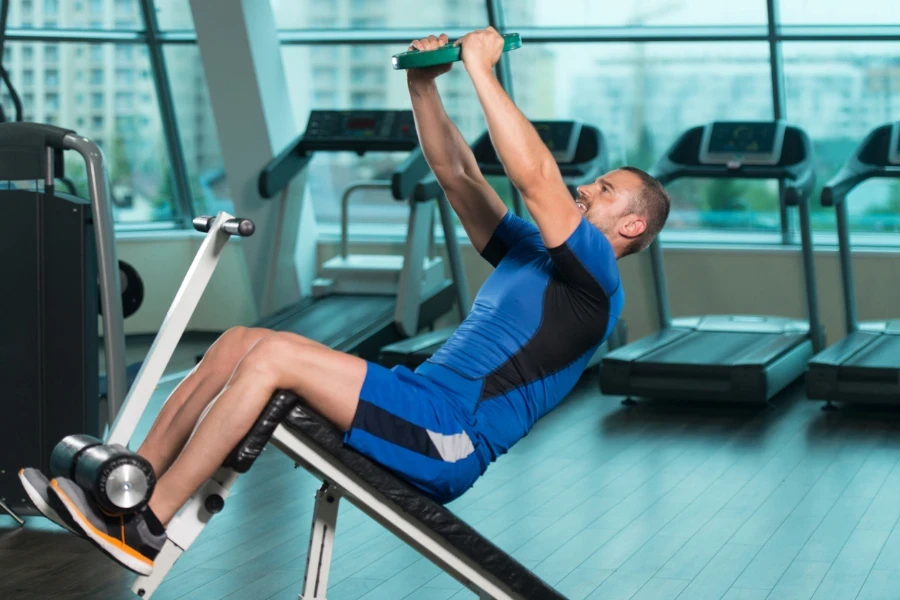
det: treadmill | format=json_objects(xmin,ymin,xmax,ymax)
[
  {"xmin": 256, "ymin": 109, "xmax": 467, "ymax": 360},
  {"xmin": 599, "ymin": 121, "xmax": 824, "ymax": 404},
  {"xmin": 806, "ymin": 121, "xmax": 900, "ymax": 406},
  {"xmin": 378, "ymin": 120, "xmax": 628, "ymax": 370}
]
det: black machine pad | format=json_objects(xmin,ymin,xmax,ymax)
[
  {"xmin": 226, "ymin": 391, "xmax": 566, "ymax": 600},
  {"xmin": 224, "ymin": 391, "xmax": 299, "ymax": 473}
]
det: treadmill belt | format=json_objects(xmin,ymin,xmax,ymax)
[
  {"xmin": 843, "ymin": 335, "xmax": 900, "ymax": 371},
  {"xmin": 644, "ymin": 331, "xmax": 805, "ymax": 366},
  {"xmin": 265, "ymin": 295, "xmax": 396, "ymax": 348}
]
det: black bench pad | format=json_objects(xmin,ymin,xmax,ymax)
[{"xmin": 278, "ymin": 392, "xmax": 567, "ymax": 600}]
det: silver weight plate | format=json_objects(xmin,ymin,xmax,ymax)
[{"xmin": 106, "ymin": 464, "xmax": 150, "ymax": 509}]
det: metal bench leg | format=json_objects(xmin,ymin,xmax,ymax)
[{"xmin": 301, "ymin": 481, "xmax": 342, "ymax": 600}]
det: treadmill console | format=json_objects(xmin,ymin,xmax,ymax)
[
  {"xmin": 258, "ymin": 109, "xmax": 424, "ymax": 199},
  {"xmin": 303, "ymin": 110, "xmax": 418, "ymax": 152},
  {"xmin": 532, "ymin": 120, "xmax": 583, "ymax": 163},
  {"xmin": 699, "ymin": 121, "xmax": 786, "ymax": 166},
  {"xmin": 889, "ymin": 121, "xmax": 900, "ymax": 165}
]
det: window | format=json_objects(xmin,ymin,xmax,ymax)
[
  {"xmin": 92, "ymin": 92, "xmax": 104, "ymax": 109},
  {"xmin": 8, "ymin": 0, "xmax": 129, "ymax": 28},
  {"xmin": 44, "ymin": 46, "xmax": 58, "ymax": 62},
  {"xmin": 271, "ymin": 0, "xmax": 487, "ymax": 29},
  {"xmin": 92, "ymin": 116, "xmax": 104, "ymax": 128},
  {"xmin": 75, "ymin": 93, "xmax": 84, "ymax": 106},
  {"xmin": 116, "ymin": 68, "xmax": 134, "ymax": 85},
  {"xmin": 153, "ymin": 0, "xmax": 195, "ymax": 30},
  {"xmin": 312, "ymin": 46, "xmax": 340, "ymax": 61},
  {"xmin": 351, "ymin": 67, "xmax": 385, "ymax": 86},
  {"xmin": 116, "ymin": 45, "xmax": 133, "ymax": 61},
  {"xmin": 23, "ymin": 69, "xmax": 34, "ymax": 85},
  {"xmin": 44, "ymin": 69, "xmax": 59, "ymax": 86},
  {"xmin": 162, "ymin": 45, "xmax": 229, "ymax": 215},
  {"xmin": 505, "ymin": 1, "xmax": 767, "ymax": 27},
  {"xmin": 313, "ymin": 91, "xmax": 337, "ymax": 106},
  {"xmin": 92, "ymin": 46, "xmax": 104, "ymax": 62},
  {"xmin": 511, "ymin": 42, "xmax": 778, "ymax": 235},
  {"xmin": 115, "ymin": 92, "xmax": 133, "ymax": 110},
  {"xmin": 779, "ymin": 0, "xmax": 900, "ymax": 25},
  {"xmin": 115, "ymin": 0, "xmax": 131, "ymax": 12},
  {"xmin": 22, "ymin": 47, "xmax": 34, "ymax": 61},
  {"xmin": 312, "ymin": 66, "xmax": 336, "ymax": 86},
  {"xmin": 784, "ymin": 42, "xmax": 900, "ymax": 237},
  {"xmin": 283, "ymin": 43, "xmax": 486, "ymax": 225},
  {"xmin": 45, "ymin": 92, "xmax": 59, "ymax": 110},
  {"xmin": 91, "ymin": 69, "xmax": 104, "ymax": 84}
]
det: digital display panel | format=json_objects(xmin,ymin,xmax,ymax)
[
  {"xmin": 531, "ymin": 121, "xmax": 581, "ymax": 163},
  {"xmin": 700, "ymin": 121, "xmax": 786, "ymax": 165}
]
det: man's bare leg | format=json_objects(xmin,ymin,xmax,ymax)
[
  {"xmin": 136, "ymin": 326, "xmax": 273, "ymax": 476},
  {"xmin": 148, "ymin": 332, "xmax": 366, "ymax": 525}
]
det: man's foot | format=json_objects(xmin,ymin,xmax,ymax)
[
  {"xmin": 18, "ymin": 468, "xmax": 83, "ymax": 536},
  {"xmin": 49, "ymin": 478, "xmax": 166, "ymax": 575}
]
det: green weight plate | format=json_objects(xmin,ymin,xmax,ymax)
[{"xmin": 392, "ymin": 33, "xmax": 522, "ymax": 70}]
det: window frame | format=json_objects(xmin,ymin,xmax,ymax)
[{"xmin": 1, "ymin": 0, "xmax": 898, "ymax": 243}]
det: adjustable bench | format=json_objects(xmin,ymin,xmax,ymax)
[
  {"xmin": 87, "ymin": 212, "xmax": 565, "ymax": 599},
  {"xmin": 131, "ymin": 390, "xmax": 567, "ymax": 599}
]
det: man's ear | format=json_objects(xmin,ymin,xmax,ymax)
[{"xmin": 619, "ymin": 215, "xmax": 646, "ymax": 240}]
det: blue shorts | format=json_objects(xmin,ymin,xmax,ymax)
[{"xmin": 343, "ymin": 361, "xmax": 488, "ymax": 504}]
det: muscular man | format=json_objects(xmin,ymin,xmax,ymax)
[{"xmin": 25, "ymin": 27, "xmax": 670, "ymax": 576}]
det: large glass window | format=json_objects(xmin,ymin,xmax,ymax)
[
  {"xmin": 505, "ymin": 0, "xmax": 768, "ymax": 27},
  {"xmin": 784, "ymin": 42, "xmax": 900, "ymax": 235},
  {"xmin": 152, "ymin": 0, "xmax": 195, "ymax": 30},
  {"xmin": 270, "ymin": 0, "xmax": 488, "ymax": 29},
  {"xmin": 779, "ymin": 0, "xmax": 900, "ymax": 25},
  {"xmin": 5, "ymin": 0, "xmax": 142, "ymax": 29},
  {"xmin": 280, "ymin": 44, "xmax": 487, "ymax": 225},
  {"xmin": 0, "ymin": 42, "xmax": 175, "ymax": 224},
  {"xmin": 163, "ymin": 45, "xmax": 230, "ymax": 217},
  {"xmin": 511, "ymin": 42, "xmax": 778, "ymax": 234}
]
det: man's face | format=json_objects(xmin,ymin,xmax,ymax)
[{"xmin": 575, "ymin": 168, "xmax": 644, "ymax": 237}]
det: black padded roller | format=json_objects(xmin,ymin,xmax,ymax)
[
  {"xmin": 49, "ymin": 434, "xmax": 103, "ymax": 480},
  {"xmin": 73, "ymin": 444, "xmax": 156, "ymax": 515}
]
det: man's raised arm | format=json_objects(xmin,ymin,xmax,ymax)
[
  {"xmin": 458, "ymin": 28, "xmax": 582, "ymax": 249},
  {"xmin": 406, "ymin": 34, "xmax": 508, "ymax": 253}
]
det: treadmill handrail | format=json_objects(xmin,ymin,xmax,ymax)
[
  {"xmin": 258, "ymin": 131, "xmax": 312, "ymax": 199},
  {"xmin": 821, "ymin": 160, "xmax": 877, "ymax": 207},
  {"xmin": 391, "ymin": 147, "xmax": 430, "ymax": 201},
  {"xmin": 413, "ymin": 172, "xmax": 442, "ymax": 203},
  {"xmin": 817, "ymin": 122, "xmax": 900, "ymax": 335}
]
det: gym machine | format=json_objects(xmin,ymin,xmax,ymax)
[
  {"xmin": 0, "ymin": 124, "xmax": 119, "ymax": 521},
  {"xmin": 257, "ymin": 109, "xmax": 468, "ymax": 359},
  {"xmin": 806, "ymin": 121, "xmax": 900, "ymax": 406},
  {"xmin": 600, "ymin": 121, "xmax": 824, "ymax": 405}
]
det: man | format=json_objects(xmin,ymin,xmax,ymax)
[{"xmin": 24, "ymin": 27, "xmax": 670, "ymax": 576}]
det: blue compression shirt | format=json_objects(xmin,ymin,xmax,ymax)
[{"xmin": 427, "ymin": 211, "xmax": 625, "ymax": 461}]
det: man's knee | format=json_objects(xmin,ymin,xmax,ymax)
[
  {"xmin": 236, "ymin": 333, "xmax": 307, "ymax": 381},
  {"xmin": 205, "ymin": 326, "xmax": 270, "ymax": 363}
]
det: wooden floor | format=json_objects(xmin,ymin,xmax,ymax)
[{"xmin": 4, "ymin": 373, "xmax": 900, "ymax": 600}]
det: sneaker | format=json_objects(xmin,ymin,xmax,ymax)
[
  {"xmin": 18, "ymin": 468, "xmax": 83, "ymax": 536},
  {"xmin": 49, "ymin": 477, "xmax": 166, "ymax": 575}
]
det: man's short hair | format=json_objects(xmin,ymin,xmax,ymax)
[{"xmin": 619, "ymin": 166, "xmax": 670, "ymax": 256}]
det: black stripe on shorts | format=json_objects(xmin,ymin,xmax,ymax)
[{"xmin": 353, "ymin": 400, "xmax": 444, "ymax": 462}]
